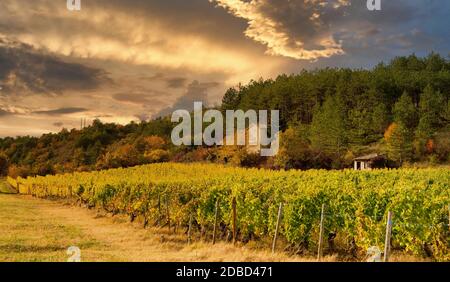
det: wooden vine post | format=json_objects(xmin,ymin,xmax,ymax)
[
  {"xmin": 187, "ymin": 214, "xmax": 193, "ymax": 245},
  {"xmin": 383, "ymin": 211, "xmax": 393, "ymax": 262},
  {"xmin": 212, "ymin": 199, "xmax": 220, "ymax": 245},
  {"xmin": 232, "ymin": 197, "xmax": 237, "ymax": 245},
  {"xmin": 448, "ymin": 204, "xmax": 450, "ymax": 232},
  {"xmin": 157, "ymin": 194, "xmax": 161, "ymax": 226},
  {"xmin": 166, "ymin": 196, "xmax": 171, "ymax": 233},
  {"xmin": 317, "ymin": 204, "xmax": 325, "ymax": 261},
  {"xmin": 272, "ymin": 203, "xmax": 283, "ymax": 254}
]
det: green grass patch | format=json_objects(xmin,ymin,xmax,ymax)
[
  {"xmin": 0, "ymin": 179, "xmax": 17, "ymax": 194},
  {"xmin": 0, "ymin": 194, "xmax": 114, "ymax": 262}
]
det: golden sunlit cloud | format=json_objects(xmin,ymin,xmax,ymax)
[
  {"xmin": 0, "ymin": 0, "xmax": 284, "ymax": 90},
  {"xmin": 210, "ymin": 0, "xmax": 348, "ymax": 60},
  {"xmin": 1, "ymin": 0, "xmax": 444, "ymax": 137},
  {"xmin": 3, "ymin": 1, "xmax": 257, "ymax": 75}
]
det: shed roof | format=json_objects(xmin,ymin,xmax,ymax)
[{"xmin": 354, "ymin": 153, "xmax": 385, "ymax": 161}]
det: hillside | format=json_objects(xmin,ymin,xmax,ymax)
[{"xmin": 0, "ymin": 53, "xmax": 449, "ymax": 177}]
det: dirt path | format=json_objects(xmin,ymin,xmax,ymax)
[{"xmin": 0, "ymin": 194, "xmax": 307, "ymax": 262}]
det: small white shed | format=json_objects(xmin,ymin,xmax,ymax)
[{"xmin": 354, "ymin": 153, "xmax": 386, "ymax": 171}]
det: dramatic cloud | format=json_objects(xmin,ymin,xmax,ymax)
[
  {"xmin": 112, "ymin": 92, "xmax": 165, "ymax": 106},
  {"xmin": 210, "ymin": 0, "xmax": 349, "ymax": 60},
  {"xmin": 33, "ymin": 107, "xmax": 89, "ymax": 116},
  {"xmin": 0, "ymin": 38, "xmax": 108, "ymax": 96},
  {"xmin": 156, "ymin": 80, "xmax": 220, "ymax": 117},
  {"xmin": 166, "ymin": 77, "xmax": 188, "ymax": 89},
  {"xmin": 0, "ymin": 0, "xmax": 264, "ymax": 75},
  {"xmin": 0, "ymin": 108, "xmax": 12, "ymax": 117},
  {"xmin": 0, "ymin": 0, "xmax": 449, "ymax": 136}
]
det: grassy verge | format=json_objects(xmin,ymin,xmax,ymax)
[
  {"xmin": 0, "ymin": 179, "xmax": 17, "ymax": 194},
  {"xmin": 0, "ymin": 193, "xmax": 429, "ymax": 262},
  {"xmin": 0, "ymin": 194, "xmax": 310, "ymax": 262}
]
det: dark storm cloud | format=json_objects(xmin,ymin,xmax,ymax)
[
  {"xmin": 94, "ymin": 114, "xmax": 114, "ymax": 118},
  {"xmin": 156, "ymin": 80, "xmax": 220, "ymax": 117},
  {"xmin": 1, "ymin": 0, "xmax": 449, "ymax": 65},
  {"xmin": 166, "ymin": 77, "xmax": 188, "ymax": 89},
  {"xmin": 33, "ymin": 107, "xmax": 88, "ymax": 116},
  {"xmin": 53, "ymin": 122, "xmax": 64, "ymax": 127},
  {"xmin": 139, "ymin": 74, "xmax": 188, "ymax": 89},
  {"xmin": 90, "ymin": 0, "xmax": 250, "ymax": 46},
  {"xmin": 112, "ymin": 92, "xmax": 166, "ymax": 106},
  {"xmin": 0, "ymin": 108, "xmax": 12, "ymax": 117},
  {"xmin": 113, "ymin": 93, "xmax": 152, "ymax": 105},
  {"xmin": 135, "ymin": 113, "xmax": 151, "ymax": 122},
  {"xmin": 211, "ymin": 0, "xmax": 450, "ymax": 63},
  {"xmin": 141, "ymin": 73, "xmax": 165, "ymax": 81},
  {"xmin": 0, "ymin": 40, "xmax": 108, "ymax": 95},
  {"xmin": 375, "ymin": 29, "xmax": 436, "ymax": 50},
  {"xmin": 210, "ymin": 0, "xmax": 351, "ymax": 60}
]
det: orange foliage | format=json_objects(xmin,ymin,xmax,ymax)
[
  {"xmin": 144, "ymin": 149, "xmax": 170, "ymax": 163},
  {"xmin": 426, "ymin": 139, "xmax": 435, "ymax": 153},
  {"xmin": 384, "ymin": 123, "xmax": 398, "ymax": 140},
  {"xmin": 143, "ymin": 136, "xmax": 166, "ymax": 150},
  {"xmin": 7, "ymin": 164, "xmax": 31, "ymax": 178}
]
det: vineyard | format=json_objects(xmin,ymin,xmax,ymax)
[{"xmin": 8, "ymin": 164, "xmax": 450, "ymax": 261}]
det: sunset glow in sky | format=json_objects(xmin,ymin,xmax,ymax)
[{"xmin": 0, "ymin": 0, "xmax": 449, "ymax": 136}]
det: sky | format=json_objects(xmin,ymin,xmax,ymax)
[{"xmin": 0, "ymin": 0, "xmax": 449, "ymax": 137}]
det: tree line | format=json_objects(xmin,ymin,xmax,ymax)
[{"xmin": 1, "ymin": 53, "xmax": 449, "ymax": 177}]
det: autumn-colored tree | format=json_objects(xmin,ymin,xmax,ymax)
[
  {"xmin": 384, "ymin": 122, "xmax": 413, "ymax": 164},
  {"xmin": 274, "ymin": 125, "xmax": 313, "ymax": 169},
  {"xmin": 136, "ymin": 136, "xmax": 166, "ymax": 151},
  {"xmin": 7, "ymin": 164, "xmax": 31, "ymax": 178},
  {"xmin": 144, "ymin": 149, "xmax": 170, "ymax": 163},
  {"xmin": 97, "ymin": 144, "xmax": 140, "ymax": 169},
  {"xmin": 426, "ymin": 139, "xmax": 435, "ymax": 154},
  {"xmin": 136, "ymin": 136, "xmax": 170, "ymax": 163}
]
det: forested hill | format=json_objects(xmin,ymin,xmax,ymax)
[{"xmin": 1, "ymin": 53, "xmax": 449, "ymax": 177}]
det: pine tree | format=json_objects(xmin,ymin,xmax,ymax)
[
  {"xmin": 348, "ymin": 88, "xmax": 388, "ymax": 144},
  {"xmin": 415, "ymin": 85, "xmax": 445, "ymax": 140},
  {"xmin": 221, "ymin": 87, "xmax": 241, "ymax": 110},
  {"xmin": 384, "ymin": 122, "xmax": 412, "ymax": 164},
  {"xmin": 393, "ymin": 92, "xmax": 418, "ymax": 130},
  {"xmin": 310, "ymin": 95, "xmax": 348, "ymax": 160},
  {"xmin": 371, "ymin": 103, "xmax": 389, "ymax": 135}
]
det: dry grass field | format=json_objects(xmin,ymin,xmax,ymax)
[
  {"xmin": 0, "ymin": 189, "xmax": 429, "ymax": 262},
  {"xmin": 0, "ymin": 193, "xmax": 311, "ymax": 262}
]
